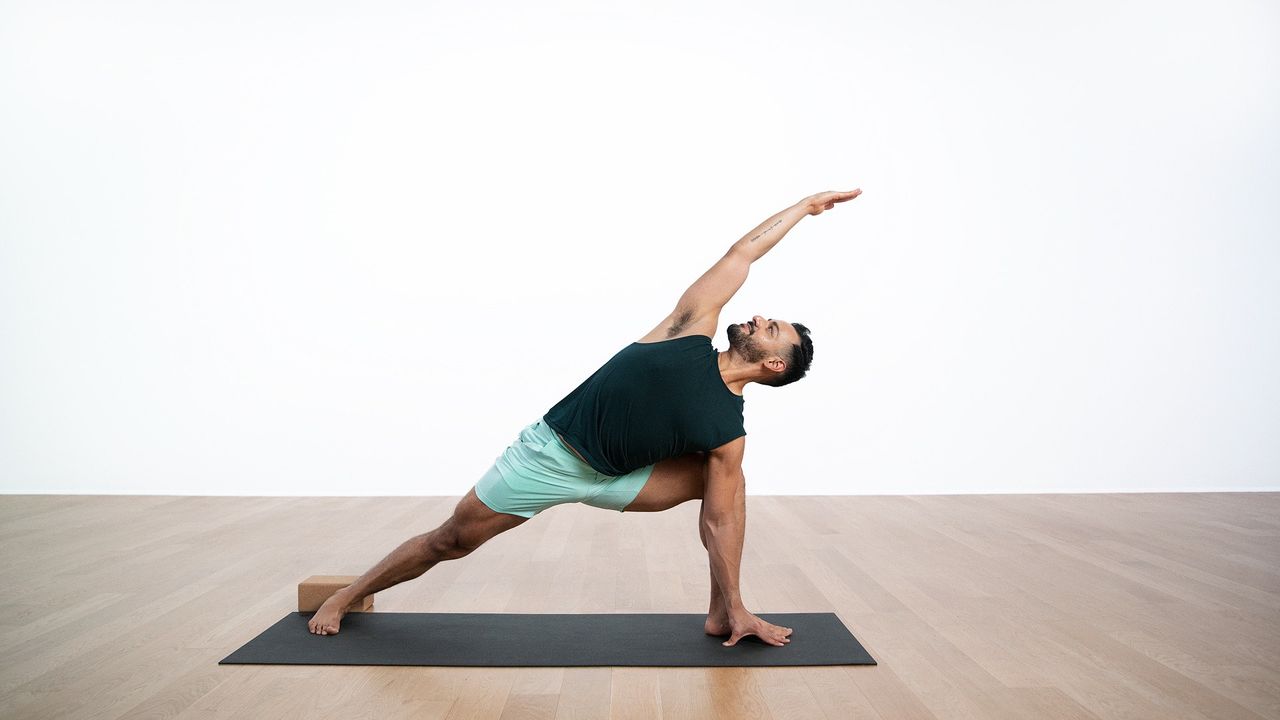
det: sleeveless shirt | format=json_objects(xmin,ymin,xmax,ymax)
[{"xmin": 543, "ymin": 334, "xmax": 747, "ymax": 476}]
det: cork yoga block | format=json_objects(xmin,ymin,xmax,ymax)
[{"xmin": 298, "ymin": 575, "xmax": 375, "ymax": 613}]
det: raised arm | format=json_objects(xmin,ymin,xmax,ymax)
[
  {"xmin": 734, "ymin": 188, "xmax": 862, "ymax": 263},
  {"xmin": 672, "ymin": 189, "xmax": 863, "ymax": 319}
]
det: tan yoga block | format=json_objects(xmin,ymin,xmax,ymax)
[{"xmin": 298, "ymin": 575, "xmax": 375, "ymax": 612}]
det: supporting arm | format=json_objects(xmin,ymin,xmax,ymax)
[
  {"xmin": 699, "ymin": 436, "xmax": 795, "ymax": 647},
  {"xmin": 701, "ymin": 438, "xmax": 748, "ymax": 612},
  {"xmin": 701, "ymin": 486, "xmax": 747, "ymax": 612}
]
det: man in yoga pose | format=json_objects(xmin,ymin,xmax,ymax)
[{"xmin": 308, "ymin": 188, "xmax": 862, "ymax": 647}]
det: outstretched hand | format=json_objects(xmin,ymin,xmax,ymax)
[{"xmin": 802, "ymin": 188, "xmax": 862, "ymax": 216}]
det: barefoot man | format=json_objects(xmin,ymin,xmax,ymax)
[{"xmin": 308, "ymin": 188, "xmax": 862, "ymax": 647}]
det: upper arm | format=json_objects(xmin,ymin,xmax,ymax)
[
  {"xmin": 673, "ymin": 247, "xmax": 751, "ymax": 320},
  {"xmin": 637, "ymin": 248, "xmax": 752, "ymax": 343},
  {"xmin": 703, "ymin": 435, "xmax": 745, "ymax": 521}
]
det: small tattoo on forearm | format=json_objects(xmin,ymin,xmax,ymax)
[{"xmin": 747, "ymin": 218, "xmax": 784, "ymax": 243}]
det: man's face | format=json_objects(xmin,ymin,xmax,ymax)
[{"xmin": 725, "ymin": 315, "xmax": 799, "ymax": 366}]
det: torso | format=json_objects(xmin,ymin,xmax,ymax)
[
  {"xmin": 635, "ymin": 308, "xmax": 742, "ymax": 397},
  {"xmin": 553, "ymin": 308, "xmax": 741, "ymax": 464}
]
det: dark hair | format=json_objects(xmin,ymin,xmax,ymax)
[{"xmin": 759, "ymin": 321, "xmax": 813, "ymax": 388}]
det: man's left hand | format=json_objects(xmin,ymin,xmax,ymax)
[{"xmin": 802, "ymin": 188, "xmax": 862, "ymax": 216}]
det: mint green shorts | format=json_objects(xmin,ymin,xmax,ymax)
[{"xmin": 474, "ymin": 416, "xmax": 656, "ymax": 519}]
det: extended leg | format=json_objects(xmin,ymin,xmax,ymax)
[{"xmin": 308, "ymin": 487, "xmax": 529, "ymax": 635}]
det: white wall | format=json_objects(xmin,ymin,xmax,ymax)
[{"xmin": 1, "ymin": 0, "xmax": 1276, "ymax": 496}]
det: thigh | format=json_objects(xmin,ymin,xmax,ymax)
[
  {"xmin": 474, "ymin": 416, "xmax": 598, "ymax": 519},
  {"xmin": 615, "ymin": 451, "xmax": 707, "ymax": 513}
]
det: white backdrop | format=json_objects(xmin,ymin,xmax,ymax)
[{"xmin": 1, "ymin": 0, "xmax": 1276, "ymax": 496}]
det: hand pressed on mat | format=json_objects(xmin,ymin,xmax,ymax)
[{"xmin": 723, "ymin": 608, "xmax": 793, "ymax": 647}]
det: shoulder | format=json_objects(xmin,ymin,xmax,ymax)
[{"xmin": 708, "ymin": 434, "xmax": 745, "ymax": 464}]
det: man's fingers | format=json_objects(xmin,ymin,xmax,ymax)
[
  {"xmin": 723, "ymin": 633, "xmax": 789, "ymax": 647},
  {"xmin": 723, "ymin": 619, "xmax": 795, "ymax": 647}
]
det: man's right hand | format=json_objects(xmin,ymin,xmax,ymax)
[{"xmin": 723, "ymin": 608, "xmax": 793, "ymax": 647}]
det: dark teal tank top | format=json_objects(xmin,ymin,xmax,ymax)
[{"xmin": 543, "ymin": 334, "xmax": 746, "ymax": 476}]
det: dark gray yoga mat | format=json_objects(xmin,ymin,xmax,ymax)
[{"xmin": 220, "ymin": 612, "xmax": 876, "ymax": 667}]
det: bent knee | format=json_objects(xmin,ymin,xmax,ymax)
[{"xmin": 426, "ymin": 526, "xmax": 475, "ymax": 560}]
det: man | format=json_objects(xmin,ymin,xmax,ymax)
[{"xmin": 308, "ymin": 188, "xmax": 862, "ymax": 648}]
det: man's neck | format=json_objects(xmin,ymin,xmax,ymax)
[{"xmin": 717, "ymin": 351, "xmax": 747, "ymax": 397}]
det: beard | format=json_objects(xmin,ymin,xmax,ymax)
[{"xmin": 726, "ymin": 323, "xmax": 771, "ymax": 363}]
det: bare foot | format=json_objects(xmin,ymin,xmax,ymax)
[
  {"xmin": 308, "ymin": 590, "xmax": 355, "ymax": 635},
  {"xmin": 704, "ymin": 612, "xmax": 731, "ymax": 636}
]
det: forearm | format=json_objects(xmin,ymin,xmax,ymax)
[
  {"xmin": 731, "ymin": 201, "xmax": 808, "ymax": 263},
  {"xmin": 701, "ymin": 503, "xmax": 747, "ymax": 612}
]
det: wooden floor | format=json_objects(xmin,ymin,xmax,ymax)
[{"xmin": 0, "ymin": 492, "xmax": 1277, "ymax": 719}]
